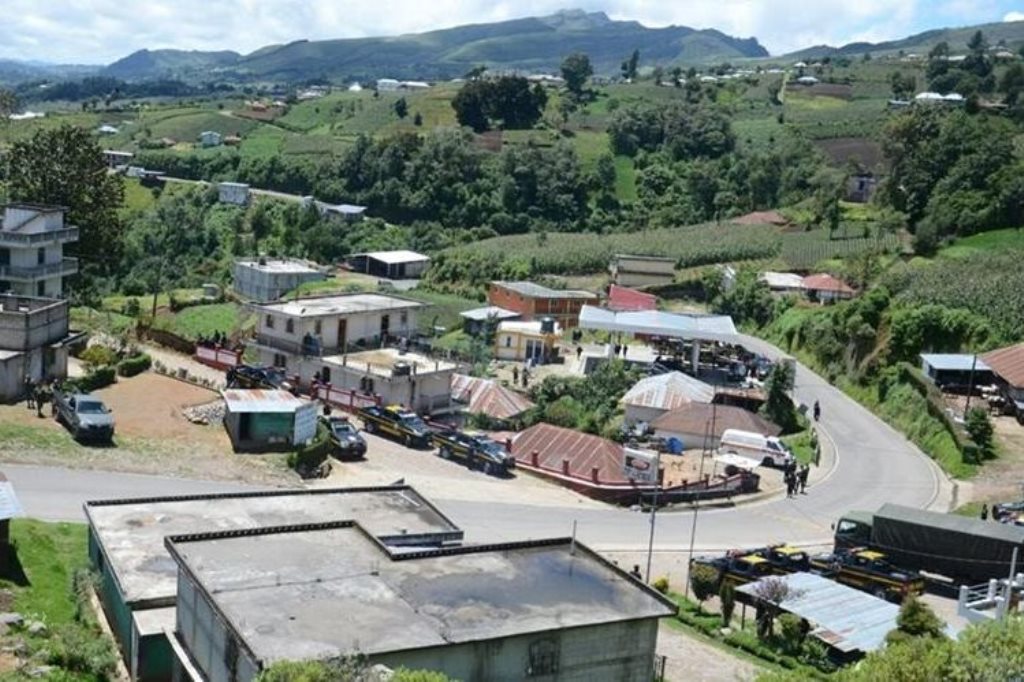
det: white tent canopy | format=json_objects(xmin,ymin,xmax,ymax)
[{"xmin": 578, "ymin": 306, "xmax": 737, "ymax": 343}]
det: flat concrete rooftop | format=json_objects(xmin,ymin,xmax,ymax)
[
  {"xmin": 322, "ymin": 348, "xmax": 456, "ymax": 377},
  {"xmin": 85, "ymin": 486, "xmax": 462, "ymax": 607},
  {"xmin": 167, "ymin": 523, "xmax": 676, "ymax": 665},
  {"xmin": 255, "ymin": 293, "xmax": 423, "ymax": 317},
  {"xmin": 235, "ymin": 258, "xmax": 320, "ymax": 275}
]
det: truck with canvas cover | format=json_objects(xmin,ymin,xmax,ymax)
[{"xmin": 834, "ymin": 503, "xmax": 1024, "ymax": 584}]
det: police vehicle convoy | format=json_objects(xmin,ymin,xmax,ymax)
[
  {"xmin": 431, "ymin": 429, "xmax": 515, "ymax": 477},
  {"xmin": 320, "ymin": 415, "xmax": 367, "ymax": 459}
]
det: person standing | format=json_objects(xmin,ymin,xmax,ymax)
[
  {"xmin": 981, "ymin": 504, "xmax": 989, "ymax": 521},
  {"xmin": 784, "ymin": 470, "xmax": 794, "ymax": 498},
  {"xmin": 799, "ymin": 464, "xmax": 809, "ymax": 494},
  {"xmin": 512, "ymin": 366, "xmax": 519, "ymax": 385}
]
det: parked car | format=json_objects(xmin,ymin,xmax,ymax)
[
  {"xmin": 226, "ymin": 365, "xmax": 296, "ymax": 393},
  {"xmin": 719, "ymin": 428, "xmax": 794, "ymax": 469},
  {"xmin": 356, "ymin": 405, "xmax": 432, "ymax": 448},
  {"xmin": 320, "ymin": 415, "xmax": 367, "ymax": 459},
  {"xmin": 809, "ymin": 548, "xmax": 925, "ymax": 602},
  {"xmin": 993, "ymin": 500, "xmax": 1024, "ymax": 523},
  {"xmin": 431, "ymin": 430, "xmax": 515, "ymax": 477},
  {"xmin": 53, "ymin": 389, "xmax": 114, "ymax": 443}
]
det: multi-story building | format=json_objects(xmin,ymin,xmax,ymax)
[
  {"xmin": 0, "ymin": 203, "xmax": 79, "ymax": 298},
  {"xmin": 609, "ymin": 254, "xmax": 676, "ymax": 288},
  {"xmin": 487, "ymin": 281, "xmax": 598, "ymax": 329},
  {"xmin": 248, "ymin": 293, "xmax": 423, "ymax": 385},
  {"xmin": 232, "ymin": 258, "xmax": 325, "ymax": 303},
  {"xmin": 0, "ymin": 294, "xmax": 77, "ymax": 401}
]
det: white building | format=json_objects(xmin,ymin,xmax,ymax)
[
  {"xmin": 248, "ymin": 293, "xmax": 424, "ymax": 385},
  {"xmin": 321, "ymin": 348, "xmax": 455, "ymax": 413},
  {"xmin": 0, "ymin": 204, "xmax": 79, "ymax": 298},
  {"xmin": 199, "ymin": 130, "xmax": 222, "ymax": 147},
  {"xmin": 494, "ymin": 319, "xmax": 560, "ymax": 363},
  {"xmin": 759, "ymin": 271, "xmax": 805, "ymax": 296},
  {"xmin": 620, "ymin": 371, "xmax": 714, "ymax": 426},
  {"xmin": 102, "ymin": 150, "xmax": 134, "ymax": 168},
  {"xmin": 217, "ymin": 182, "xmax": 250, "ymax": 206},
  {"xmin": 232, "ymin": 258, "xmax": 325, "ymax": 303},
  {"xmin": 376, "ymin": 78, "xmax": 401, "ymax": 92}
]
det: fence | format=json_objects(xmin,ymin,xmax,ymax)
[
  {"xmin": 194, "ymin": 345, "xmax": 243, "ymax": 371},
  {"xmin": 315, "ymin": 384, "xmax": 381, "ymax": 414}
]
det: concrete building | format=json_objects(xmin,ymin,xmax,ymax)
[
  {"xmin": 221, "ymin": 389, "xmax": 318, "ymax": 452},
  {"xmin": 488, "ymin": 281, "xmax": 597, "ymax": 329},
  {"xmin": 0, "ymin": 294, "xmax": 76, "ymax": 402},
  {"xmin": 217, "ymin": 182, "xmax": 250, "ymax": 206},
  {"xmin": 494, "ymin": 319, "xmax": 560, "ymax": 363},
  {"xmin": 609, "ymin": 254, "xmax": 676, "ymax": 288},
  {"xmin": 0, "ymin": 203, "xmax": 79, "ymax": 297},
  {"xmin": 376, "ymin": 78, "xmax": 401, "ymax": 92},
  {"xmin": 103, "ymin": 150, "xmax": 134, "ymax": 168},
  {"xmin": 458, "ymin": 305, "xmax": 520, "ymax": 336},
  {"xmin": 320, "ymin": 348, "xmax": 456, "ymax": 413},
  {"xmin": 232, "ymin": 258, "xmax": 325, "ymax": 303},
  {"xmin": 198, "ymin": 131, "xmax": 222, "ymax": 148},
  {"xmin": 348, "ymin": 250, "xmax": 430, "ymax": 280},
  {"xmin": 84, "ymin": 486, "xmax": 462, "ymax": 682},
  {"xmin": 165, "ymin": 522, "xmax": 674, "ymax": 682},
  {"xmin": 248, "ymin": 293, "xmax": 423, "ymax": 386}
]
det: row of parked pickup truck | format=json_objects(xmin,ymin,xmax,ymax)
[{"xmin": 323, "ymin": 404, "xmax": 516, "ymax": 477}]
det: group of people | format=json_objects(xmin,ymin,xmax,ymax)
[
  {"xmin": 23, "ymin": 377, "xmax": 57, "ymax": 418},
  {"xmin": 196, "ymin": 331, "xmax": 231, "ymax": 348},
  {"xmin": 784, "ymin": 461, "xmax": 810, "ymax": 497},
  {"xmin": 511, "ymin": 364, "xmax": 531, "ymax": 388}
]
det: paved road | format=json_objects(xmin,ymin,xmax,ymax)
[{"xmin": 3, "ymin": 337, "xmax": 948, "ymax": 553}]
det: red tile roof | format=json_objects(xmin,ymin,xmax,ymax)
[
  {"xmin": 512, "ymin": 423, "xmax": 628, "ymax": 484},
  {"xmin": 651, "ymin": 404, "xmax": 781, "ymax": 440},
  {"xmin": 607, "ymin": 284, "xmax": 658, "ymax": 312},
  {"xmin": 450, "ymin": 375, "xmax": 535, "ymax": 421},
  {"xmin": 981, "ymin": 343, "xmax": 1024, "ymax": 387},
  {"xmin": 802, "ymin": 273, "xmax": 856, "ymax": 294}
]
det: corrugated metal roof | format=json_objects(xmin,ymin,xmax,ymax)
[
  {"xmin": 651, "ymin": 404, "xmax": 781, "ymax": 438},
  {"xmin": 607, "ymin": 285, "xmax": 658, "ymax": 312},
  {"xmin": 359, "ymin": 250, "xmax": 430, "ymax": 265},
  {"xmin": 620, "ymin": 372, "xmax": 714, "ymax": 410},
  {"xmin": 982, "ymin": 343, "xmax": 1024, "ymax": 387},
  {"xmin": 492, "ymin": 281, "xmax": 598, "ymax": 300},
  {"xmin": 512, "ymin": 423, "xmax": 627, "ymax": 483},
  {"xmin": 450, "ymin": 374, "xmax": 534, "ymax": 420},
  {"xmin": 578, "ymin": 306, "xmax": 737, "ymax": 342},
  {"xmin": 803, "ymin": 273, "xmax": 856, "ymax": 294},
  {"xmin": 221, "ymin": 389, "xmax": 308, "ymax": 413},
  {"xmin": 459, "ymin": 306, "xmax": 521, "ymax": 322},
  {"xmin": 0, "ymin": 473, "xmax": 23, "ymax": 521},
  {"xmin": 760, "ymin": 271, "xmax": 804, "ymax": 289},
  {"xmin": 737, "ymin": 572, "xmax": 899, "ymax": 653},
  {"xmin": 920, "ymin": 354, "xmax": 990, "ymax": 373}
]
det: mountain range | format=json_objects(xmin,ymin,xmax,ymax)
[{"xmin": 1, "ymin": 10, "xmax": 1022, "ymax": 86}]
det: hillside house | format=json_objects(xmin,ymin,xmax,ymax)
[
  {"xmin": 981, "ymin": 344, "xmax": 1024, "ymax": 417},
  {"xmin": 348, "ymin": 250, "xmax": 430, "ymax": 280},
  {"xmin": 494, "ymin": 319, "xmax": 560, "ymax": 363},
  {"xmin": 218, "ymin": 182, "xmax": 250, "ymax": 206},
  {"xmin": 607, "ymin": 284, "xmax": 657, "ymax": 312},
  {"xmin": 232, "ymin": 258, "xmax": 325, "ymax": 303},
  {"xmin": 321, "ymin": 348, "xmax": 456, "ymax": 413},
  {"xmin": 248, "ymin": 293, "xmax": 423, "ymax": 386},
  {"xmin": 802, "ymin": 273, "xmax": 856, "ymax": 303},
  {"xmin": 376, "ymin": 78, "xmax": 401, "ymax": 92},
  {"xmin": 458, "ymin": 306, "xmax": 520, "ymax": 336},
  {"xmin": 620, "ymin": 371, "xmax": 714, "ymax": 426},
  {"xmin": 198, "ymin": 130, "xmax": 222, "ymax": 147},
  {"xmin": 450, "ymin": 373, "xmax": 534, "ymax": 424},
  {"xmin": 102, "ymin": 149, "xmax": 134, "ymax": 168},
  {"xmin": 920, "ymin": 354, "xmax": 993, "ymax": 391},
  {"xmin": 0, "ymin": 295, "xmax": 77, "ymax": 402},
  {"xmin": 651, "ymin": 403, "xmax": 781, "ymax": 450},
  {"xmin": 488, "ymin": 281, "xmax": 597, "ymax": 329},
  {"xmin": 0, "ymin": 203, "xmax": 79, "ymax": 298},
  {"xmin": 609, "ymin": 254, "xmax": 676, "ymax": 288},
  {"xmin": 760, "ymin": 271, "xmax": 805, "ymax": 296},
  {"xmin": 316, "ymin": 201, "xmax": 367, "ymax": 223}
]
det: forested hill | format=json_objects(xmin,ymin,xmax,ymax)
[
  {"xmin": 785, "ymin": 19, "xmax": 1024, "ymax": 60},
  {"xmin": 102, "ymin": 9, "xmax": 768, "ymax": 82}
]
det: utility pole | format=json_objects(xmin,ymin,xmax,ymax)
[
  {"xmin": 685, "ymin": 383, "xmax": 717, "ymax": 597},
  {"xmin": 644, "ymin": 449, "xmax": 662, "ymax": 584},
  {"xmin": 964, "ymin": 353, "xmax": 978, "ymax": 418}
]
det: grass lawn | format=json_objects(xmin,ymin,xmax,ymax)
[
  {"xmin": 4, "ymin": 520, "xmax": 89, "ymax": 625},
  {"xmin": 119, "ymin": 179, "xmax": 159, "ymax": 217},
  {"xmin": 155, "ymin": 302, "xmax": 244, "ymax": 340},
  {"xmin": 71, "ymin": 307, "xmax": 136, "ymax": 336},
  {"xmin": 613, "ymin": 156, "xmax": 637, "ymax": 202},
  {"xmin": 940, "ymin": 228, "xmax": 1024, "ymax": 259},
  {"xmin": 782, "ymin": 428, "xmax": 818, "ymax": 466}
]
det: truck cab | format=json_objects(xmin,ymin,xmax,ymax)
[
  {"xmin": 357, "ymin": 405, "xmax": 432, "ymax": 448},
  {"xmin": 833, "ymin": 511, "xmax": 874, "ymax": 552}
]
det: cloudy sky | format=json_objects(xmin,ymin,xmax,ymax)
[{"xmin": 3, "ymin": 0, "xmax": 1023, "ymax": 64}]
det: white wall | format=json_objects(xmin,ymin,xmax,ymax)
[
  {"xmin": 258, "ymin": 308, "xmax": 418, "ymax": 350},
  {"xmin": 624, "ymin": 404, "xmax": 667, "ymax": 426}
]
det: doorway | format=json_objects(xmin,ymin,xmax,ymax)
[{"xmin": 337, "ymin": 319, "xmax": 347, "ymax": 350}]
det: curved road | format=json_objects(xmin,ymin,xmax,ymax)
[{"xmin": 2, "ymin": 337, "xmax": 949, "ymax": 553}]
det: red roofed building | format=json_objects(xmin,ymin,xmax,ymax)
[
  {"xmin": 450, "ymin": 374, "xmax": 535, "ymax": 424},
  {"xmin": 802, "ymin": 273, "xmax": 856, "ymax": 303},
  {"xmin": 607, "ymin": 285, "xmax": 658, "ymax": 312},
  {"xmin": 981, "ymin": 343, "xmax": 1024, "ymax": 417}
]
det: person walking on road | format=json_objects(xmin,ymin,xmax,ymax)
[
  {"xmin": 813, "ymin": 400, "xmax": 821, "ymax": 422},
  {"xmin": 784, "ymin": 470, "xmax": 795, "ymax": 498},
  {"xmin": 798, "ymin": 464, "xmax": 809, "ymax": 494}
]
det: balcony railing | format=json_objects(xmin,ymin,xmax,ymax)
[
  {"xmin": 0, "ymin": 227, "xmax": 79, "ymax": 246},
  {"xmin": 249, "ymin": 334, "xmax": 342, "ymax": 358},
  {"xmin": 0, "ymin": 258, "xmax": 79, "ymax": 282}
]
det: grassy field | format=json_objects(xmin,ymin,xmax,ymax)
[
  {"xmin": 5, "ymin": 520, "xmax": 89, "ymax": 625},
  {"xmin": 939, "ymin": 228, "xmax": 1024, "ymax": 259},
  {"xmin": 152, "ymin": 302, "xmax": 246, "ymax": 340}
]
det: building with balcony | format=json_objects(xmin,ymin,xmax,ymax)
[
  {"xmin": 320, "ymin": 348, "xmax": 456, "ymax": 413},
  {"xmin": 0, "ymin": 204, "xmax": 79, "ymax": 298},
  {"xmin": 248, "ymin": 293, "xmax": 424, "ymax": 386},
  {"xmin": 0, "ymin": 294, "xmax": 78, "ymax": 401},
  {"xmin": 487, "ymin": 281, "xmax": 598, "ymax": 329}
]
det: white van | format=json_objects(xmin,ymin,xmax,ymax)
[{"xmin": 719, "ymin": 429, "xmax": 794, "ymax": 468}]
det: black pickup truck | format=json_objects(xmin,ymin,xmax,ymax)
[
  {"xmin": 431, "ymin": 430, "xmax": 515, "ymax": 477},
  {"xmin": 226, "ymin": 365, "xmax": 296, "ymax": 393},
  {"xmin": 356, "ymin": 405, "xmax": 432, "ymax": 448},
  {"xmin": 320, "ymin": 415, "xmax": 367, "ymax": 460},
  {"xmin": 809, "ymin": 548, "xmax": 925, "ymax": 602}
]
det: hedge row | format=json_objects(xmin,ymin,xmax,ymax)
[
  {"xmin": 117, "ymin": 353, "xmax": 152, "ymax": 377},
  {"xmin": 69, "ymin": 366, "xmax": 117, "ymax": 393}
]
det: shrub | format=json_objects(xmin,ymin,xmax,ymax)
[
  {"xmin": 651, "ymin": 576, "xmax": 670, "ymax": 594},
  {"xmin": 689, "ymin": 563, "xmax": 721, "ymax": 610},
  {"xmin": 293, "ymin": 423, "xmax": 330, "ymax": 476},
  {"xmin": 79, "ymin": 344, "xmax": 119, "ymax": 369},
  {"xmin": 121, "ymin": 297, "xmax": 141, "ymax": 317},
  {"xmin": 719, "ymin": 582, "xmax": 736, "ymax": 627},
  {"xmin": 117, "ymin": 353, "xmax": 152, "ymax": 377},
  {"xmin": 778, "ymin": 613, "xmax": 807, "ymax": 654},
  {"xmin": 69, "ymin": 366, "xmax": 117, "ymax": 393}
]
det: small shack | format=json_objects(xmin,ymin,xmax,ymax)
[
  {"xmin": 450, "ymin": 374, "xmax": 534, "ymax": 425},
  {"xmin": 459, "ymin": 306, "xmax": 520, "ymax": 336},
  {"xmin": 222, "ymin": 389, "xmax": 318, "ymax": 452},
  {"xmin": 920, "ymin": 354, "xmax": 992, "ymax": 391},
  {"xmin": 349, "ymin": 251, "xmax": 430, "ymax": 280}
]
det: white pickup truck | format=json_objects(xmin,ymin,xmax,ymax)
[{"xmin": 719, "ymin": 428, "xmax": 794, "ymax": 468}]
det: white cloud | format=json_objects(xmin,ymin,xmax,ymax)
[
  {"xmin": 0, "ymin": 0, "xmax": 1010, "ymax": 64},
  {"xmin": 1005, "ymin": 11, "xmax": 1024, "ymax": 21}
]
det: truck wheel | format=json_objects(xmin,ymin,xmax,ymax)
[
  {"xmin": 762, "ymin": 457, "xmax": 774, "ymax": 468},
  {"xmin": 404, "ymin": 434, "xmax": 412, "ymax": 448},
  {"xmin": 364, "ymin": 421, "xmax": 375, "ymax": 434},
  {"xmin": 483, "ymin": 462, "xmax": 493, "ymax": 476},
  {"xmin": 439, "ymin": 446, "xmax": 449, "ymax": 459},
  {"xmin": 872, "ymin": 586, "xmax": 888, "ymax": 601}
]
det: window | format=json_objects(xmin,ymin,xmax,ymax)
[
  {"xmin": 321, "ymin": 367, "xmax": 331, "ymax": 383},
  {"xmin": 399, "ymin": 311, "xmax": 408, "ymax": 327},
  {"xmin": 273, "ymin": 354, "xmax": 287, "ymax": 368},
  {"xmin": 314, "ymin": 319, "xmax": 322, "ymax": 335},
  {"xmin": 285, "ymin": 319, "xmax": 295, "ymax": 334},
  {"xmin": 527, "ymin": 639, "xmax": 559, "ymax": 677},
  {"xmin": 36, "ymin": 281, "xmax": 45, "ymax": 297},
  {"xmin": 265, "ymin": 314, "xmax": 275, "ymax": 329},
  {"xmin": 37, "ymin": 248, "xmax": 45, "ymax": 265},
  {"xmin": 505, "ymin": 336, "xmax": 512, "ymax": 348}
]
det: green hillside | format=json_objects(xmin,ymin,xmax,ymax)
[{"xmin": 785, "ymin": 20, "xmax": 1024, "ymax": 60}]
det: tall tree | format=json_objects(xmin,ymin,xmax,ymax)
[
  {"xmin": 0, "ymin": 89, "xmax": 17, "ymax": 125},
  {"xmin": 393, "ymin": 97, "xmax": 408, "ymax": 119},
  {"xmin": 6, "ymin": 125, "xmax": 125, "ymax": 288},
  {"xmin": 561, "ymin": 52, "xmax": 593, "ymax": 98},
  {"xmin": 621, "ymin": 49, "xmax": 640, "ymax": 80}
]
